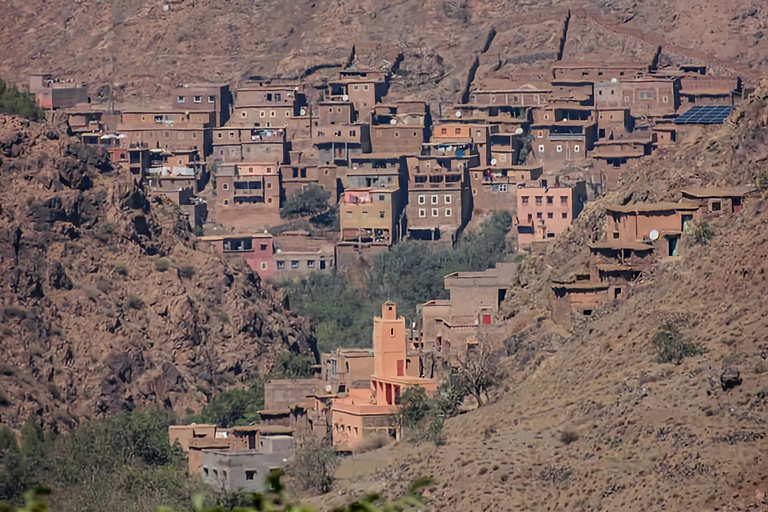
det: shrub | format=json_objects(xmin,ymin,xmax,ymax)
[
  {"xmin": 177, "ymin": 265, "xmax": 196, "ymax": 279},
  {"xmin": 189, "ymin": 380, "xmax": 264, "ymax": 427},
  {"xmin": 0, "ymin": 78, "xmax": 45, "ymax": 121},
  {"xmin": 289, "ymin": 437, "xmax": 340, "ymax": 494},
  {"xmin": 96, "ymin": 223, "xmax": 116, "ymax": 243},
  {"xmin": 126, "ymin": 295, "xmax": 144, "ymax": 309},
  {"xmin": 155, "ymin": 258, "xmax": 171, "ymax": 272},
  {"xmin": 686, "ymin": 221, "xmax": 715, "ymax": 246},
  {"xmin": 3, "ymin": 305, "xmax": 27, "ymax": 320},
  {"xmin": 652, "ymin": 323, "xmax": 703, "ymax": 364},
  {"xmin": 396, "ymin": 387, "xmax": 446, "ymax": 445},
  {"xmin": 280, "ymin": 184, "xmax": 331, "ymax": 218},
  {"xmin": 560, "ymin": 430, "xmax": 579, "ymax": 445},
  {"xmin": 96, "ymin": 277, "xmax": 112, "ymax": 293},
  {"xmin": 270, "ymin": 352, "xmax": 315, "ymax": 379},
  {"xmin": 353, "ymin": 432, "xmax": 390, "ymax": 454},
  {"xmin": 216, "ymin": 311, "xmax": 230, "ymax": 324},
  {"xmin": 113, "ymin": 262, "xmax": 128, "ymax": 276}
]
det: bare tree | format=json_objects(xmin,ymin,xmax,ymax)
[{"xmin": 455, "ymin": 336, "xmax": 504, "ymax": 407}]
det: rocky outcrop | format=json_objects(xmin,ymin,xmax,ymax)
[{"xmin": 0, "ymin": 115, "xmax": 315, "ymax": 428}]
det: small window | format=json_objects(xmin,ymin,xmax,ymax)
[
  {"xmin": 223, "ymin": 200, "xmax": 229, "ymax": 205},
  {"xmin": 445, "ymin": 195, "xmax": 452, "ymax": 204},
  {"xmin": 261, "ymin": 261, "xmax": 268, "ymax": 270},
  {"xmin": 556, "ymin": 145, "xmax": 562, "ymax": 153},
  {"xmin": 522, "ymin": 196, "xmax": 529, "ymax": 205},
  {"xmin": 536, "ymin": 212, "xmax": 543, "ymax": 219},
  {"xmin": 203, "ymin": 468, "xmax": 209, "ymax": 476},
  {"xmin": 562, "ymin": 212, "xmax": 568, "ymax": 219},
  {"xmin": 538, "ymin": 145, "xmax": 545, "ymax": 153},
  {"xmin": 353, "ymin": 84, "xmax": 360, "ymax": 91},
  {"xmin": 277, "ymin": 261, "xmax": 284, "ymax": 269},
  {"xmin": 418, "ymin": 208, "xmax": 426, "ymax": 218},
  {"xmin": 291, "ymin": 260, "xmax": 299, "ymax": 269},
  {"xmin": 270, "ymin": 111, "xmax": 276, "ymax": 117},
  {"xmin": 535, "ymin": 196, "xmax": 542, "ymax": 205},
  {"xmin": 547, "ymin": 196, "xmax": 553, "ymax": 205},
  {"xmin": 350, "ymin": 130, "xmax": 356, "ymax": 136},
  {"xmin": 431, "ymin": 195, "xmax": 438, "ymax": 205},
  {"xmin": 346, "ymin": 210, "xmax": 353, "ymax": 218},
  {"xmin": 560, "ymin": 196, "xmax": 568, "ymax": 205},
  {"xmin": 267, "ymin": 183, "xmax": 272, "ymax": 189},
  {"xmin": 260, "ymin": 244, "xmax": 268, "ymax": 250},
  {"xmin": 662, "ymin": 95, "xmax": 669, "ymax": 103},
  {"xmin": 246, "ymin": 471, "xmax": 256, "ymax": 481},
  {"xmin": 638, "ymin": 90, "xmax": 653, "ymax": 100},
  {"xmin": 320, "ymin": 260, "xmax": 327, "ymax": 270},
  {"xmin": 362, "ymin": 211, "xmax": 368, "ymax": 218},
  {"xmin": 499, "ymin": 184, "xmax": 507, "ymax": 192},
  {"xmin": 241, "ymin": 111, "xmax": 247, "ymax": 118},
  {"xmin": 378, "ymin": 195, "xmax": 385, "ymax": 201},
  {"xmin": 307, "ymin": 260, "xmax": 315, "ymax": 268},
  {"xmin": 445, "ymin": 208, "xmax": 452, "ymax": 217},
  {"xmin": 574, "ymin": 145, "xmax": 580, "ymax": 152},
  {"xmin": 441, "ymin": 128, "xmax": 447, "ymax": 135},
  {"xmin": 538, "ymin": 130, "xmax": 544, "ymax": 138},
  {"xmin": 260, "ymin": 111, "xmax": 266, "ymax": 117},
  {"xmin": 455, "ymin": 128, "xmax": 461, "ymax": 135},
  {"xmin": 547, "ymin": 212, "xmax": 554, "ymax": 219},
  {"xmin": 177, "ymin": 96, "xmax": 185, "ymax": 103},
  {"xmin": 193, "ymin": 95, "xmax": 201, "ymax": 103},
  {"xmin": 418, "ymin": 195, "xmax": 425, "ymax": 205},
  {"xmin": 432, "ymin": 208, "xmax": 439, "ymax": 217},
  {"xmin": 711, "ymin": 201, "xmax": 722, "ymax": 212},
  {"xmin": 208, "ymin": 95, "xmax": 215, "ymax": 103},
  {"xmin": 222, "ymin": 183, "xmax": 229, "ymax": 190},
  {"xmin": 363, "ymin": 84, "xmax": 369, "ymax": 91}
]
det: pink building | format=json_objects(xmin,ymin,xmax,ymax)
[
  {"xmin": 331, "ymin": 302, "xmax": 437, "ymax": 448},
  {"xmin": 515, "ymin": 179, "xmax": 588, "ymax": 251}
]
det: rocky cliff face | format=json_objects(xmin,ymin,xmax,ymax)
[
  {"xmin": 324, "ymin": 83, "xmax": 768, "ymax": 512},
  {"xmin": 0, "ymin": 115, "xmax": 315, "ymax": 428}
]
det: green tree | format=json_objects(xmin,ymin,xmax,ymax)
[
  {"xmin": 280, "ymin": 185, "xmax": 331, "ymax": 218},
  {"xmin": 190, "ymin": 381, "xmax": 265, "ymax": 428},
  {"xmin": 270, "ymin": 352, "xmax": 315, "ymax": 379},
  {"xmin": 0, "ymin": 79, "xmax": 45, "ymax": 121}
]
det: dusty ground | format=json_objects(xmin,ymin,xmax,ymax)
[{"xmin": 314, "ymin": 81, "xmax": 768, "ymax": 512}]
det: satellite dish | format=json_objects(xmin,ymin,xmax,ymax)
[
  {"xmin": 514, "ymin": 127, "xmax": 524, "ymax": 135},
  {"xmin": 611, "ymin": 78, "xmax": 618, "ymax": 83},
  {"xmin": 490, "ymin": 158, "xmax": 497, "ymax": 165},
  {"xmin": 325, "ymin": 385, "xmax": 332, "ymax": 392},
  {"xmin": 389, "ymin": 119, "xmax": 397, "ymax": 125},
  {"xmin": 342, "ymin": 94, "xmax": 349, "ymax": 101},
  {"xmin": 455, "ymin": 111, "xmax": 462, "ymax": 118},
  {"xmin": 649, "ymin": 229, "xmax": 660, "ymax": 241}
]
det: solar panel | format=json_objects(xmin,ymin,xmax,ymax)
[{"xmin": 674, "ymin": 106, "xmax": 732, "ymax": 125}]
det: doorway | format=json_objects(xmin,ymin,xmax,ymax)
[{"xmin": 668, "ymin": 235, "xmax": 680, "ymax": 256}]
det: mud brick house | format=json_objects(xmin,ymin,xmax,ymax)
[
  {"xmin": 417, "ymin": 263, "xmax": 517, "ymax": 355},
  {"xmin": 339, "ymin": 187, "xmax": 403, "ymax": 247},
  {"xmin": 29, "ymin": 73, "xmax": 89, "ymax": 110},
  {"xmin": 117, "ymin": 108, "xmax": 215, "ymax": 155},
  {"xmin": 263, "ymin": 379, "xmax": 325, "ymax": 412},
  {"xmin": 469, "ymin": 165, "xmax": 543, "ymax": 212},
  {"xmin": 281, "ymin": 161, "xmax": 339, "ymax": 204},
  {"xmin": 331, "ymin": 302, "xmax": 436, "ymax": 449},
  {"xmin": 345, "ymin": 154, "xmax": 405, "ymax": 193},
  {"xmin": 326, "ymin": 71, "xmax": 387, "ymax": 122},
  {"xmin": 231, "ymin": 79, "xmax": 307, "ymax": 128},
  {"xmin": 405, "ymin": 154, "xmax": 472, "ymax": 242},
  {"xmin": 169, "ymin": 424, "xmax": 229, "ymax": 475},
  {"xmin": 372, "ymin": 101, "xmax": 430, "ymax": 127},
  {"xmin": 550, "ymin": 78, "xmax": 594, "ymax": 106},
  {"xmin": 107, "ymin": 146, "xmax": 150, "ymax": 178},
  {"xmin": 467, "ymin": 80, "xmax": 553, "ymax": 109},
  {"xmin": 214, "ymin": 162, "xmax": 281, "ymax": 229},
  {"xmin": 313, "ymin": 123, "xmax": 371, "ymax": 166},
  {"xmin": 198, "ymin": 233, "xmax": 276, "ymax": 278},
  {"xmin": 605, "ymin": 201, "xmax": 700, "ymax": 257},
  {"xmin": 680, "ymin": 187, "xmax": 756, "ymax": 217},
  {"xmin": 590, "ymin": 133, "xmax": 654, "ymax": 190},
  {"xmin": 369, "ymin": 102, "xmax": 429, "ymax": 155},
  {"xmin": 321, "ymin": 348, "xmax": 375, "ymax": 395},
  {"xmin": 530, "ymin": 104, "xmax": 597, "ymax": 170},
  {"xmin": 272, "ymin": 230, "xmax": 335, "ymax": 280},
  {"xmin": 595, "ymin": 108, "xmax": 633, "ymax": 139},
  {"xmin": 172, "ymin": 83, "xmax": 232, "ymax": 127},
  {"xmin": 551, "ymin": 61, "xmax": 650, "ymax": 81},
  {"xmin": 515, "ymin": 179, "xmax": 588, "ymax": 251},
  {"xmin": 594, "ymin": 77, "xmax": 678, "ymax": 120},
  {"xmin": 201, "ymin": 428, "xmax": 295, "ymax": 493},
  {"xmin": 212, "ymin": 127, "xmax": 286, "ymax": 164},
  {"xmin": 432, "ymin": 122, "xmax": 497, "ymax": 167},
  {"xmin": 679, "ymin": 75, "xmax": 741, "ymax": 108}
]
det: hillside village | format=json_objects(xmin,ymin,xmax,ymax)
[{"xmin": 23, "ymin": 36, "xmax": 759, "ymax": 493}]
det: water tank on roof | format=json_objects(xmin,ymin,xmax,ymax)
[
  {"xmin": 490, "ymin": 158, "xmax": 497, "ymax": 165},
  {"xmin": 390, "ymin": 119, "xmax": 397, "ymax": 125},
  {"xmin": 649, "ymin": 230, "xmax": 660, "ymax": 241},
  {"xmin": 514, "ymin": 127, "xmax": 523, "ymax": 135},
  {"xmin": 611, "ymin": 78, "xmax": 618, "ymax": 83},
  {"xmin": 342, "ymin": 94, "xmax": 349, "ymax": 101},
  {"xmin": 455, "ymin": 111, "xmax": 462, "ymax": 118}
]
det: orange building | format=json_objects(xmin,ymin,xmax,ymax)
[
  {"xmin": 515, "ymin": 179, "xmax": 588, "ymax": 250},
  {"xmin": 331, "ymin": 302, "xmax": 437, "ymax": 448}
]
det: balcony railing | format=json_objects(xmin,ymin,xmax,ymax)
[{"xmin": 548, "ymin": 133, "xmax": 585, "ymax": 141}]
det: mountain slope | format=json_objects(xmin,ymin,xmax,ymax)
[
  {"xmin": 325, "ymin": 83, "xmax": 768, "ymax": 512},
  {"xmin": 0, "ymin": 115, "xmax": 315, "ymax": 428}
]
